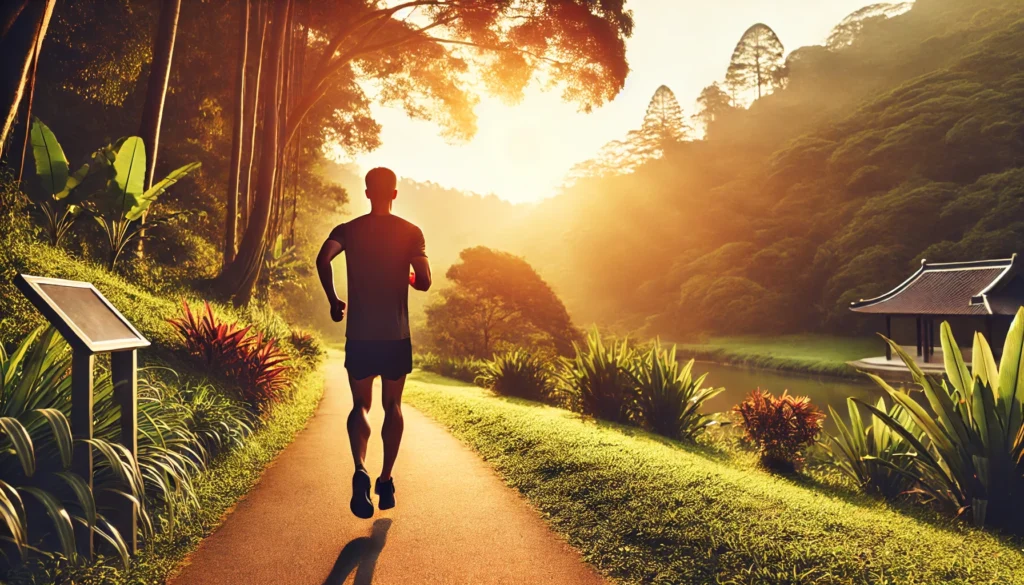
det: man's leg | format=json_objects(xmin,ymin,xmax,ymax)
[
  {"xmin": 348, "ymin": 374, "xmax": 375, "ymax": 469},
  {"xmin": 380, "ymin": 375, "xmax": 406, "ymax": 481}
]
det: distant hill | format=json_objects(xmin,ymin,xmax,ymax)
[{"xmin": 511, "ymin": 0, "xmax": 1024, "ymax": 338}]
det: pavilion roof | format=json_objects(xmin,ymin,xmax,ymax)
[{"xmin": 850, "ymin": 256, "xmax": 1020, "ymax": 316}]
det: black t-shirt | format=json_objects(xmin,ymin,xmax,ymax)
[{"xmin": 328, "ymin": 214, "xmax": 426, "ymax": 340}]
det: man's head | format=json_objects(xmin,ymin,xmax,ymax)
[{"xmin": 365, "ymin": 167, "xmax": 398, "ymax": 203}]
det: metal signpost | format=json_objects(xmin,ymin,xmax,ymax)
[{"xmin": 13, "ymin": 274, "xmax": 150, "ymax": 559}]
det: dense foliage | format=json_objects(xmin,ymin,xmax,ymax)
[{"xmin": 506, "ymin": 0, "xmax": 1024, "ymax": 339}]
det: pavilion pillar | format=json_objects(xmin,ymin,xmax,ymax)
[
  {"xmin": 885, "ymin": 316, "xmax": 892, "ymax": 361},
  {"xmin": 916, "ymin": 316, "xmax": 922, "ymax": 357}
]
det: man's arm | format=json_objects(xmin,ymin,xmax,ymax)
[
  {"xmin": 316, "ymin": 235, "xmax": 346, "ymax": 322},
  {"xmin": 411, "ymin": 256, "xmax": 432, "ymax": 291}
]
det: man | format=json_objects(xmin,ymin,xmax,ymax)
[{"xmin": 316, "ymin": 167, "xmax": 431, "ymax": 519}]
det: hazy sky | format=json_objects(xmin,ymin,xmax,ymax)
[{"xmin": 352, "ymin": 0, "xmax": 884, "ymax": 204}]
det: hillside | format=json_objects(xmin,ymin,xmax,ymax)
[{"xmin": 510, "ymin": 0, "xmax": 1024, "ymax": 337}]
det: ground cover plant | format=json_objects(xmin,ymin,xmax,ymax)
[
  {"xmin": 405, "ymin": 374, "xmax": 1024, "ymax": 585},
  {"xmin": 734, "ymin": 389, "xmax": 825, "ymax": 472},
  {"xmin": 415, "ymin": 353, "xmax": 484, "ymax": 384}
]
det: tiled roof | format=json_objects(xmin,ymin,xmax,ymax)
[{"xmin": 850, "ymin": 257, "xmax": 1019, "ymax": 316}]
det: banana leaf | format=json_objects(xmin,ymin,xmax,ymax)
[{"xmin": 30, "ymin": 118, "xmax": 69, "ymax": 198}]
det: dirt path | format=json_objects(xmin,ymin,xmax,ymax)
[{"xmin": 169, "ymin": 351, "xmax": 606, "ymax": 585}]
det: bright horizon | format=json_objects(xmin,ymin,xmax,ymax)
[{"xmin": 348, "ymin": 0, "xmax": 887, "ymax": 204}]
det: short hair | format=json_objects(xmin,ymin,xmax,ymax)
[{"xmin": 365, "ymin": 167, "xmax": 397, "ymax": 194}]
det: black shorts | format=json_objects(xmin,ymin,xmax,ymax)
[{"xmin": 344, "ymin": 338, "xmax": 413, "ymax": 381}]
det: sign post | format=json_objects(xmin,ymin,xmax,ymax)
[{"xmin": 13, "ymin": 274, "xmax": 150, "ymax": 559}]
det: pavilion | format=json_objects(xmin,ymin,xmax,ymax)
[{"xmin": 848, "ymin": 255, "xmax": 1023, "ymax": 375}]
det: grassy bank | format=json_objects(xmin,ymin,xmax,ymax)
[
  {"xmin": 405, "ymin": 372, "xmax": 1024, "ymax": 585},
  {"xmin": 673, "ymin": 335, "xmax": 879, "ymax": 379}
]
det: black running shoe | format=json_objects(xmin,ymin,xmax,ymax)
[
  {"xmin": 350, "ymin": 468, "xmax": 374, "ymax": 519},
  {"xmin": 375, "ymin": 477, "xmax": 396, "ymax": 510}
]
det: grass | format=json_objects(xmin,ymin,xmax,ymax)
[
  {"xmin": 7, "ymin": 368, "xmax": 324, "ymax": 585},
  {"xmin": 674, "ymin": 335, "xmax": 880, "ymax": 379},
  {"xmin": 404, "ymin": 372, "xmax": 1024, "ymax": 585}
]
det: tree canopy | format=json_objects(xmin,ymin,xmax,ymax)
[{"xmin": 725, "ymin": 23, "xmax": 785, "ymax": 103}]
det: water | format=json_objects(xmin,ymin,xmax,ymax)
[{"xmin": 692, "ymin": 360, "xmax": 885, "ymax": 432}]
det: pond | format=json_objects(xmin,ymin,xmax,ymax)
[{"xmin": 692, "ymin": 360, "xmax": 887, "ymax": 432}]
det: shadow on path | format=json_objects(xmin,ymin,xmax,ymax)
[{"xmin": 322, "ymin": 519, "xmax": 392, "ymax": 585}]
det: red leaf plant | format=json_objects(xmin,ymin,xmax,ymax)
[
  {"xmin": 733, "ymin": 388, "xmax": 825, "ymax": 472},
  {"xmin": 168, "ymin": 300, "xmax": 291, "ymax": 412}
]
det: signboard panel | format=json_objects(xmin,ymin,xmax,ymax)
[{"xmin": 14, "ymin": 275, "xmax": 150, "ymax": 353}]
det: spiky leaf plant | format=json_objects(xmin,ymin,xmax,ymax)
[
  {"xmin": 824, "ymin": 397, "xmax": 920, "ymax": 498},
  {"xmin": 858, "ymin": 309, "xmax": 1024, "ymax": 531},
  {"xmin": 476, "ymin": 348, "xmax": 553, "ymax": 402},
  {"xmin": 633, "ymin": 342, "xmax": 725, "ymax": 441},
  {"xmin": 559, "ymin": 330, "xmax": 638, "ymax": 424}
]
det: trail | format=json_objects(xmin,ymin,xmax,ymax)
[{"xmin": 169, "ymin": 350, "xmax": 605, "ymax": 585}]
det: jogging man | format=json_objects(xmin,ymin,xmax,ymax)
[{"xmin": 316, "ymin": 167, "xmax": 431, "ymax": 519}]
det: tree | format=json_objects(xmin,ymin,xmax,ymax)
[
  {"xmin": 827, "ymin": 3, "xmax": 913, "ymax": 50},
  {"xmin": 216, "ymin": 0, "xmax": 633, "ymax": 303},
  {"xmin": 136, "ymin": 0, "xmax": 181, "ymax": 257},
  {"xmin": 225, "ymin": 0, "xmax": 251, "ymax": 267},
  {"xmin": 634, "ymin": 84, "xmax": 689, "ymax": 158},
  {"xmin": 725, "ymin": 23, "xmax": 785, "ymax": 103},
  {"xmin": 212, "ymin": 0, "xmax": 290, "ymax": 303},
  {"xmin": 0, "ymin": 0, "xmax": 55, "ymax": 161},
  {"xmin": 425, "ymin": 247, "xmax": 580, "ymax": 358},
  {"xmin": 694, "ymin": 83, "xmax": 733, "ymax": 138}
]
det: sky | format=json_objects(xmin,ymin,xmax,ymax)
[{"xmin": 351, "ymin": 0, "xmax": 885, "ymax": 204}]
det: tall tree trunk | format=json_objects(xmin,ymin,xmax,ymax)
[
  {"xmin": 241, "ymin": 0, "xmax": 269, "ymax": 231},
  {"xmin": 224, "ymin": 0, "xmax": 250, "ymax": 267},
  {"xmin": 0, "ymin": 0, "xmax": 52, "ymax": 161},
  {"xmin": 16, "ymin": 6, "xmax": 45, "ymax": 184},
  {"xmin": 214, "ymin": 0, "xmax": 290, "ymax": 304},
  {"xmin": 137, "ymin": 0, "xmax": 181, "ymax": 256}
]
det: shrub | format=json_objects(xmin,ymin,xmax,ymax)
[
  {"xmin": 289, "ymin": 329, "xmax": 324, "ymax": 364},
  {"xmin": 733, "ymin": 389, "xmax": 825, "ymax": 472},
  {"xmin": 858, "ymin": 312, "xmax": 1024, "ymax": 532},
  {"xmin": 633, "ymin": 342, "xmax": 725, "ymax": 441},
  {"xmin": 559, "ymin": 330, "xmax": 638, "ymax": 424},
  {"xmin": 417, "ymin": 354, "xmax": 484, "ymax": 383},
  {"xmin": 823, "ymin": 397, "xmax": 919, "ymax": 499},
  {"xmin": 476, "ymin": 348, "xmax": 553, "ymax": 402},
  {"xmin": 167, "ymin": 300, "xmax": 291, "ymax": 412}
]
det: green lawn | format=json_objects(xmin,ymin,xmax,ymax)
[
  {"xmin": 673, "ymin": 335, "xmax": 880, "ymax": 378},
  {"xmin": 405, "ymin": 372, "xmax": 1024, "ymax": 585}
]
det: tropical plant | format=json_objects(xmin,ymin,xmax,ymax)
[
  {"xmin": 288, "ymin": 329, "xmax": 323, "ymax": 364},
  {"xmin": 824, "ymin": 397, "xmax": 920, "ymax": 498},
  {"xmin": 257, "ymin": 234, "xmax": 304, "ymax": 302},
  {"xmin": 0, "ymin": 327, "xmax": 142, "ymax": 567},
  {"xmin": 559, "ymin": 330, "xmax": 638, "ymax": 424},
  {"xmin": 734, "ymin": 389, "xmax": 825, "ymax": 472},
  {"xmin": 167, "ymin": 300, "xmax": 290, "ymax": 412},
  {"xmin": 476, "ymin": 349, "xmax": 553, "ymax": 403},
  {"xmin": 26, "ymin": 118, "xmax": 91, "ymax": 246},
  {"xmin": 857, "ymin": 311, "xmax": 1024, "ymax": 531},
  {"xmin": 633, "ymin": 342, "xmax": 725, "ymax": 441},
  {"xmin": 84, "ymin": 136, "xmax": 200, "ymax": 269}
]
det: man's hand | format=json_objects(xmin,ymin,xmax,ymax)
[{"xmin": 330, "ymin": 298, "xmax": 346, "ymax": 322}]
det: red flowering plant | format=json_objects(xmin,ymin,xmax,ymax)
[
  {"xmin": 168, "ymin": 300, "xmax": 291, "ymax": 412},
  {"xmin": 733, "ymin": 389, "xmax": 825, "ymax": 472}
]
